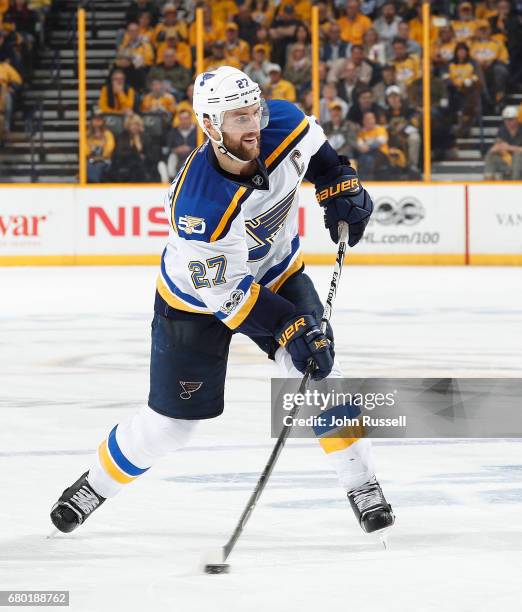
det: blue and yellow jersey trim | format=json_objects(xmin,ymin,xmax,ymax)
[
  {"xmin": 169, "ymin": 144, "xmax": 250, "ymax": 244},
  {"xmin": 261, "ymin": 100, "xmax": 310, "ymax": 175}
]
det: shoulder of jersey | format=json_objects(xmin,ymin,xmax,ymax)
[
  {"xmin": 168, "ymin": 143, "xmax": 251, "ymax": 243},
  {"xmin": 260, "ymin": 99, "xmax": 310, "ymax": 173}
]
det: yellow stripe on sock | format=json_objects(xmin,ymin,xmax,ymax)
[
  {"xmin": 317, "ymin": 425, "xmax": 366, "ymax": 454},
  {"xmin": 98, "ymin": 440, "xmax": 136, "ymax": 484}
]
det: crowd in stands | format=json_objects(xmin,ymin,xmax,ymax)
[
  {"xmin": 88, "ymin": 0, "xmax": 522, "ymax": 183},
  {"xmin": 0, "ymin": 0, "xmax": 50, "ymax": 144}
]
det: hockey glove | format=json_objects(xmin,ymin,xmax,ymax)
[
  {"xmin": 314, "ymin": 158, "xmax": 373, "ymax": 246},
  {"xmin": 276, "ymin": 314, "xmax": 334, "ymax": 381}
]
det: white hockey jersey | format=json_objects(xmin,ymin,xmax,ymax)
[{"xmin": 157, "ymin": 99, "xmax": 326, "ymax": 331}]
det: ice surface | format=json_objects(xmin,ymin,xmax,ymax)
[{"xmin": 1, "ymin": 265, "xmax": 522, "ymax": 612}]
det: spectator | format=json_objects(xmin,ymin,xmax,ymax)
[
  {"xmin": 223, "ymin": 22, "xmax": 251, "ymax": 67},
  {"xmin": 98, "ymin": 70, "xmax": 137, "ymax": 114},
  {"xmin": 329, "ymin": 43, "xmax": 373, "ymax": 85},
  {"xmin": 337, "ymin": 0, "xmax": 373, "ymax": 46},
  {"xmin": 0, "ymin": 28, "xmax": 21, "ymax": 72},
  {"xmin": 384, "ymin": 84, "xmax": 421, "ymax": 173},
  {"xmin": 470, "ymin": 20, "xmax": 509, "ymax": 110},
  {"xmin": 204, "ymin": 40, "xmax": 241, "ymax": 71},
  {"xmin": 156, "ymin": 32, "xmax": 191, "ymax": 69},
  {"xmin": 506, "ymin": 2, "xmax": 522, "ymax": 88},
  {"xmin": 250, "ymin": 0, "xmax": 276, "ymax": 28},
  {"xmin": 408, "ymin": 70, "xmax": 456, "ymax": 161},
  {"xmin": 350, "ymin": 44, "xmax": 374, "ymax": 84},
  {"xmin": 372, "ymin": 63, "xmax": 398, "ymax": 106},
  {"xmin": 489, "ymin": 0, "xmax": 511, "ymax": 44},
  {"xmin": 244, "ymin": 44, "xmax": 271, "ymax": 87},
  {"xmin": 111, "ymin": 113, "xmax": 157, "ymax": 182},
  {"xmin": 397, "ymin": 21, "xmax": 421, "ymax": 56},
  {"xmin": 390, "ymin": 37, "xmax": 420, "ymax": 89},
  {"xmin": 146, "ymin": 48, "xmax": 191, "ymax": 100},
  {"xmin": 408, "ymin": 3, "xmax": 438, "ymax": 48},
  {"xmin": 451, "ymin": 1, "xmax": 477, "ymax": 43},
  {"xmin": 0, "ymin": 59, "xmax": 22, "ymax": 132},
  {"xmin": 252, "ymin": 26, "xmax": 272, "ymax": 60},
  {"xmin": 356, "ymin": 110, "xmax": 391, "ymax": 179},
  {"xmin": 211, "ymin": 0, "xmax": 239, "ymax": 25},
  {"xmin": 160, "ymin": 108, "xmax": 197, "ymax": 182},
  {"xmin": 109, "ymin": 50, "xmax": 142, "ymax": 93},
  {"xmin": 188, "ymin": 5, "xmax": 225, "ymax": 52},
  {"xmin": 323, "ymin": 101, "xmax": 358, "ymax": 158},
  {"xmin": 484, "ymin": 106, "xmax": 522, "ymax": 179},
  {"xmin": 118, "ymin": 21, "xmax": 154, "ymax": 90},
  {"xmin": 320, "ymin": 22, "xmax": 351, "ymax": 67},
  {"xmin": 283, "ymin": 42, "xmax": 312, "ymax": 94},
  {"xmin": 172, "ymin": 83, "xmax": 195, "ymax": 126},
  {"xmin": 476, "ymin": 0, "xmax": 498, "ymax": 20},
  {"xmin": 264, "ymin": 63, "xmax": 296, "ymax": 102},
  {"xmin": 320, "ymin": 82, "xmax": 349, "ymax": 123},
  {"xmin": 347, "ymin": 87, "xmax": 385, "ymax": 126},
  {"xmin": 447, "ymin": 42, "xmax": 481, "ymax": 137},
  {"xmin": 233, "ymin": 3, "xmax": 259, "ymax": 47},
  {"xmin": 286, "ymin": 23, "xmax": 312, "ymax": 62},
  {"xmin": 86, "ymin": 112, "xmax": 115, "ymax": 183},
  {"xmin": 432, "ymin": 24, "xmax": 457, "ymax": 72},
  {"xmin": 317, "ymin": 1, "xmax": 336, "ymax": 36},
  {"xmin": 269, "ymin": 4, "xmax": 302, "ymax": 69},
  {"xmin": 5, "ymin": 0, "xmax": 36, "ymax": 44},
  {"xmin": 373, "ymin": 2, "xmax": 401, "ymax": 51},
  {"xmin": 136, "ymin": 11, "xmax": 154, "ymax": 45},
  {"xmin": 362, "ymin": 28, "xmax": 386, "ymax": 65},
  {"xmin": 358, "ymin": 0, "xmax": 387, "ymax": 19},
  {"xmin": 297, "ymin": 87, "xmax": 314, "ymax": 115},
  {"xmin": 335, "ymin": 59, "xmax": 364, "ymax": 106},
  {"xmin": 153, "ymin": 4, "xmax": 188, "ymax": 45},
  {"xmin": 140, "ymin": 78, "xmax": 176, "ymax": 117},
  {"xmin": 126, "ymin": 0, "xmax": 159, "ymax": 27}
]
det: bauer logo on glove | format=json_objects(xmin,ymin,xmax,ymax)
[
  {"xmin": 315, "ymin": 177, "xmax": 360, "ymax": 204},
  {"xmin": 277, "ymin": 316, "xmax": 307, "ymax": 347},
  {"xmin": 313, "ymin": 159, "xmax": 374, "ymax": 246}
]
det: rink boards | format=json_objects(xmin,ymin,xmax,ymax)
[{"xmin": 0, "ymin": 183, "xmax": 520, "ymax": 265}]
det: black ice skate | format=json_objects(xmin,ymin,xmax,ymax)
[
  {"xmin": 50, "ymin": 472, "xmax": 105, "ymax": 533},
  {"xmin": 348, "ymin": 477, "xmax": 395, "ymax": 534}
]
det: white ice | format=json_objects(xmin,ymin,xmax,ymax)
[{"xmin": 1, "ymin": 265, "xmax": 522, "ymax": 612}]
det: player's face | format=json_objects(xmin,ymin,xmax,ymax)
[{"xmin": 221, "ymin": 104, "xmax": 262, "ymax": 161}]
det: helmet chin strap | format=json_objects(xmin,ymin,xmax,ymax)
[{"xmin": 204, "ymin": 126, "xmax": 252, "ymax": 165}]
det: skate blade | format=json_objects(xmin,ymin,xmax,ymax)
[
  {"xmin": 46, "ymin": 528, "xmax": 60, "ymax": 539},
  {"xmin": 376, "ymin": 522, "xmax": 395, "ymax": 549}
]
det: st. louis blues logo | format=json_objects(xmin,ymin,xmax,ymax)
[
  {"xmin": 245, "ymin": 187, "xmax": 297, "ymax": 261},
  {"xmin": 179, "ymin": 381, "xmax": 203, "ymax": 400},
  {"xmin": 199, "ymin": 73, "xmax": 216, "ymax": 86}
]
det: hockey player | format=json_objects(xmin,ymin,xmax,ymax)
[{"xmin": 51, "ymin": 67, "xmax": 394, "ymax": 537}]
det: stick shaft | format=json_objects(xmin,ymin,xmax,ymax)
[{"xmin": 222, "ymin": 222, "xmax": 349, "ymax": 561}]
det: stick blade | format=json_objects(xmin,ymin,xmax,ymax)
[{"xmin": 201, "ymin": 547, "xmax": 230, "ymax": 575}]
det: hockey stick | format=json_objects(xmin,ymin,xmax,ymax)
[{"xmin": 204, "ymin": 222, "xmax": 350, "ymax": 574}]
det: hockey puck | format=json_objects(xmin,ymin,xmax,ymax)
[{"xmin": 204, "ymin": 563, "xmax": 230, "ymax": 574}]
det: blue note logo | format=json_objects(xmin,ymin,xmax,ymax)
[
  {"xmin": 199, "ymin": 73, "xmax": 216, "ymax": 86},
  {"xmin": 245, "ymin": 188, "xmax": 297, "ymax": 261},
  {"xmin": 179, "ymin": 381, "xmax": 203, "ymax": 400}
]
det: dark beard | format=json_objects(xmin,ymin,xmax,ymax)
[{"xmin": 222, "ymin": 133, "xmax": 260, "ymax": 161}]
